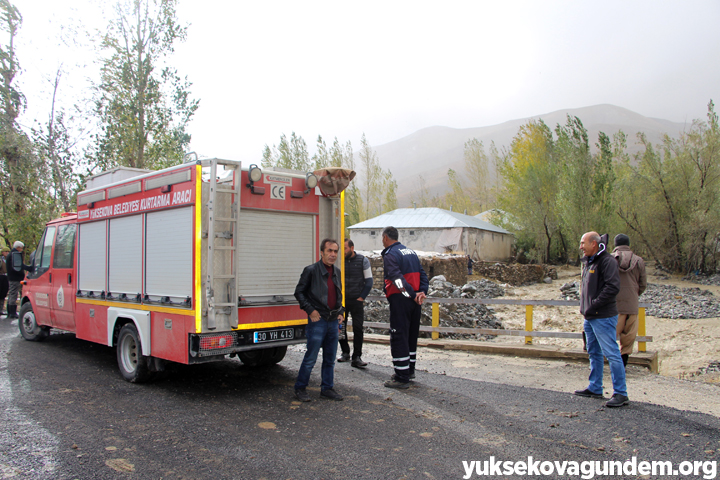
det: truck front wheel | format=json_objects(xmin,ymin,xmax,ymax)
[
  {"xmin": 18, "ymin": 303, "xmax": 50, "ymax": 342},
  {"xmin": 117, "ymin": 323, "xmax": 153, "ymax": 383}
]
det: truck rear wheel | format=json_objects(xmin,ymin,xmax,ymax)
[
  {"xmin": 117, "ymin": 323, "xmax": 153, "ymax": 383},
  {"xmin": 238, "ymin": 346, "xmax": 287, "ymax": 367},
  {"xmin": 18, "ymin": 303, "xmax": 50, "ymax": 342},
  {"xmin": 265, "ymin": 346, "xmax": 287, "ymax": 365}
]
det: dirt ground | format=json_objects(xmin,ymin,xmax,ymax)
[
  {"xmin": 351, "ymin": 267, "xmax": 720, "ymax": 416},
  {"xmin": 479, "ymin": 264, "xmax": 720, "ymax": 383}
]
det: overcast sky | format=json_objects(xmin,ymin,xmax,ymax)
[{"xmin": 13, "ymin": 0, "xmax": 720, "ymax": 164}]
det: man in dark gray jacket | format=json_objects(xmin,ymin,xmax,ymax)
[
  {"xmin": 338, "ymin": 238, "xmax": 373, "ymax": 368},
  {"xmin": 574, "ymin": 232, "xmax": 628, "ymax": 408},
  {"xmin": 294, "ymin": 238, "xmax": 345, "ymax": 402},
  {"xmin": 611, "ymin": 234, "xmax": 647, "ymax": 368}
]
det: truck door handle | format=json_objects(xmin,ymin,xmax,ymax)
[
  {"xmin": 68, "ymin": 273, "xmax": 72, "ymax": 284},
  {"xmin": 49, "ymin": 273, "xmax": 52, "ymax": 282}
]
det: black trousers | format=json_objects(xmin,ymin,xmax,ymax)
[
  {"xmin": 339, "ymin": 299, "xmax": 365, "ymax": 358},
  {"xmin": 388, "ymin": 294, "xmax": 421, "ymax": 382}
]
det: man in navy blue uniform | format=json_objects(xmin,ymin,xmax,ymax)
[{"xmin": 381, "ymin": 226, "xmax": 429, "ymax": 389}]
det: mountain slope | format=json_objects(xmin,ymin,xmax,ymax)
[{"xmin": 371, "ymin": 104, "xmax": 689, "ymax": 206}]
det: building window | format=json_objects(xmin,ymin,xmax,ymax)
[
  {"xmin": 370, "ymin": 230, "xmax": 376, "ymax": 236},
  {"xmin": 409, "ymin": 230, "xmax": 415, "ymax": 236}
]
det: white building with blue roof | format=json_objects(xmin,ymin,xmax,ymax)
[{"xmin": 347, "ymin": 207, "xmax": 514, "ymax": 261}]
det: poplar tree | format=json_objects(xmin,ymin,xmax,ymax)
[
  {"xmin": 0, "ymin": 0, "xmax": 53, "ymax": 248},
  {"xmin": 91, "ymin": 0, "xmax": 198, "ymax": 171},
  {"xmin": 496, "ymin": 120, "xmax": 559, "ymax": 262},
  {"xmin": 358, "ymin": 133, "xmax": 396, "ymax": 220},
  {"xmin": 262, "ymin": 132, "xmax": 310, "ymax": 171},
  {"xmin": 464, "ymin": 138, "xmax": 491, "ymax": 211}
]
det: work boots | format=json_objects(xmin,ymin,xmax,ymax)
[{"xmin": 6, "ymin": 305, "xmax": 17, "ymax": 319}]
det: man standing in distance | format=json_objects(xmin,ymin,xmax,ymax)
[
  {"xmin": 0, "ymin": 247, "xmax": 9, "ymax": 316},
  {"xmin": 294, "ymin": 238, "xmax": 345, "ymax": 402},
  {"xmin": 381, "ymin": 226, "xmax": 429, "ymax": 389},
  {"xmin": 6, "ymin": 241, "xmax": 33, "ymax": 320},
  {"xmin": 574, "ymin": 232, "xmax": 628, "ymax": 408},
  {"xmin": 338, "ymin": 238, "xmax": 373, "ymax": 368},
  {"xmin": 610, "ymin": 234, "xmax": 647, "ymax": 368}
]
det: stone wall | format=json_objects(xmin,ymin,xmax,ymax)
[{"xmin": 366, "ymin": 254, "xmax": 467, "ymax": 287}]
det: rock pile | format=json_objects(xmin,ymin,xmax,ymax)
[
  {"xmin": 559, "ymin": 281, "xmax": 580, "ymax": 301},
  {"xmin": 694, "ymin": 360, "xmax": 720, "ymax": 376},
  {"xmin": 363, "ymin": 276, "xmax": 504, "ymax": 340},
  {"xmin": 474, "ymin": 262, "xmax": 557, "ymax": 286},
  {"xmin": 642, "ymin": 284, "xmax": 720, "ymax": 319},
  {"xmin": 682, "ymin": 273, "xmax": 720, "ymax": 286},
  {"xmin": 558, "ymin": 282, "xmax": 720, "ymax": 319},
  {"xmin": 366, "ymin": 253, "xmax": 468, "ymax": 289}
]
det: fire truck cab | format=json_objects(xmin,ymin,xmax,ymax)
[{"xmin": 19, "ymin": 158, "xmax": 353, "ymax": 382}]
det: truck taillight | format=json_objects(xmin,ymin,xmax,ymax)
[{"xmin": 200, "ymin": 334, "xmax": 235, "ymax": 350}]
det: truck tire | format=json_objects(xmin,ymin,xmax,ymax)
[
  {"xmin": 117, "ymin": 323, "xmax": 153, "ymax": 383},
  {"xmin": 238, "ymin": 346, "xmax": 287, "ymax": 367},
  {"xmin": 265, "ymin": 346, "xmax": 287, "ymax": 365},
  {"xmin": 18, "ymin": 303, "xmax": 50, "ymax": 342}
]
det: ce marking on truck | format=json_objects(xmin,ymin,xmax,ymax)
[{"xmin": 270, "ymin": 185, "xmax": 286, "ymax": 200}]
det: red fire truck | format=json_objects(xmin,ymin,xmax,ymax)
[{"xmin": 18, "ymin": 158, "xmax": 353, "ymax": 382}]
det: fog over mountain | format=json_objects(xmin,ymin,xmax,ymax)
[{"xmin": 370, "ymin": 104, "xmax": 690, "ymax": 206}]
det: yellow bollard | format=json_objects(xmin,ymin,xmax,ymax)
[
  {"xmin": 432, "ymin": 302, "xmax": 439, "ymax": 340},
  {"xmin": 638, "ymin": 307, "xmax": 646, "ymax": 353},
  {"xmin": 525, "ymin": 305, "xmax": 533, "ymax": 345}
]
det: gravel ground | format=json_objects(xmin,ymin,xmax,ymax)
[
  {"xmin": 558, "ymin": 280, "xmax": 720, "ymax": 319},
  {"xmin": 361, "ymin": 264, "xmax": 720, "ymax": 383},
  {"xmin": 344, "ymin": 342, "xmax": 720, "ymax": 417}
]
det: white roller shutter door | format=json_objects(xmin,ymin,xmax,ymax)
[
  {"xmin": 78, "ymin": 221, "xmax": 107, "ymax": 293},
  {"xmin": 108, "ymin": 215, "xmax": 142, "ymax": 296},
  {"xmin": 145, "ymin": 206, "xmax": 193, "ymax": 300},
  {"xmin": 237, "ymin": 210, "xmax": 315, "ymax": 298}
]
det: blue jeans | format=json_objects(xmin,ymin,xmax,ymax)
[
  {"xmin": 584, "ymin": 316, "xmax": 627, "ymax": 397},
  {"xmin": 295, "ymin": 317, "xmax": 339, "ymax": 391}
]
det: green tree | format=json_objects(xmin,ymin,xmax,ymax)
[
  {"xmin": 332, "ymin": 138, "xmax": 362, "ymax": 226},
  {"xmin": 382, "ymin": 170, "xmax": 398, "ymax": 213},
  {"xmin": 358, "ymin": 133, "xmax": 383, "ymax": 220},
  {"xmin": 440, "ymin": 168, "xmax": 473, "ymax": 214},
  {"xmin": 262, "ymin": 132, "xmax": 310, "ymax": 171},
  {"xmin": 91, "ymin": 0, "xmax": 198, "ymax": 171},
  {"xmin": 464, "ymin": 138, "xmax": 491, "ymax": 211},
  {"xmin": 591, "ymin": 131, "xmax": 616, "ymax": 234},
  {"xmin": 32, "ymin": 69, "xmax": 84, "ymax": 213},
  {"xmin": 496, "ymin": 119, "xmax": 559, "ymax": 262},
  {"xmin": 616, "ymin": 101, "xmax": 720, "ymax": 273},
  {"xmin": 0, "ymin": 0, "xmax": 53, "ymax": 248},
  {"xmin": 311, "ymin": 135, "xmax": 328, "ymax": 170},
  {"xmin": 554, "ymin": 116, "xmax": 595, "ymax": 261}
]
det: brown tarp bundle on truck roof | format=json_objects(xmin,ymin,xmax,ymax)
[{"xmin": 313, "ymin": 167, "xmax": 356, "ymax": 196}]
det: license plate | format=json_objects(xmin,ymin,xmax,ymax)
[{"xmin": 254, "ymin": 328, "xmax": 294, "ymax": 343}]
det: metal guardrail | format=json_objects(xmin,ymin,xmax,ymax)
[{"xmin": 364, "ymin": 296, "xmax": 652, "ymax": 351}]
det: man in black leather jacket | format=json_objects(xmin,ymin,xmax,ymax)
[
  {"xmin": 293, "ymin": 238, "xmax": 345, "ymax": 402},
  {"xmin": 574, "ymin": 232, "xmax": 628, "ymax": 408}
]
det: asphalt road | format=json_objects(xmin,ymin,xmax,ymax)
[{"xmin": 0, "ymin": 318, "xmax": 718, "ymax": 480}]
